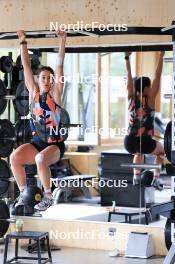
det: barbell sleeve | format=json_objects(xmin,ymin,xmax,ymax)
[{"xmin": 120, "ymin": 163, "xmax": 162, "ymax": 170}]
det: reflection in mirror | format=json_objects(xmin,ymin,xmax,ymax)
[
  {"xmin": 123, "ymin": 48, "xmax": 172, "ymax": 225},
  {"xmin": 0, "ymin": 47, "xmax": 172, "ymax": 238}
]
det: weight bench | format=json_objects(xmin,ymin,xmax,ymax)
[
  {"xmin": 108, "ymin": 207, "xmax": 149, "ymax": 225},
  {"xmin": 51, "ymin": 175, "xmax": 96, "ymax": 203}
]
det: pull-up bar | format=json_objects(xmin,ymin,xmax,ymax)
[
  {"xmin": 161, "ymin": 22, "xmax": 175, "ymax": 33},
  {"xmin": 29, "ymin": 44, "xmax": 172, "ymax": 54},
  {"xmin": 0, "ymin": 29, "xmax": 98, "ymax": 39},
  {"xmin": 0, "ymin": 26, "xmax": 173, "ymax": 40}
]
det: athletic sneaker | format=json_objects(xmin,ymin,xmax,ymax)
[
  {"xmin": 152, "ymin": 178, "xmax": 164, "ymax": 191},
  {"xmin": 15, "ymin": 192, "xmax": 25, "ymax": 207},
  {"xmin": 34, "ymin": 196, "xmax": 54, "ymax": 211}
]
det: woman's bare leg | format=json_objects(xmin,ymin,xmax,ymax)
[
  {"xmin": 150, "ymin": 141, "xmax": 165, "ymax": 179},
  {"xmin": 34, "ymin": 145, "xmax": 61, "ymax": 210},
  {"xmin": 10, "ymin": 143, "xmax": 39, "ymax": 191},
  {"xmin": 35, "ymin": 145, "xmax": 61, "ymax": 193},
  {"xmin": 133, "ymin": 153, "xmax": 144, "ymax": 182}
]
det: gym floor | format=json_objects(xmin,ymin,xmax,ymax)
[
  {"xmin": 0, "ymin": 244, "xmax": 164, "ymax": 263},
  {"xmin": 40, "ymin": 188, "xmax": 171, "ymax": 225}
]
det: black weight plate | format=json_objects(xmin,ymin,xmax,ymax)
[
  {"xmin": 0, "ymin": 119, "xmax": 15, "ymax": 158},
  {"xmin": 3, "ymin": 73, "xmax": 8, "ymax": 88},
  {"xmin": 13, "ymin": 81, "xmax": 29, "ymax": 116},
  {"xmin": 16, "ymin": 54, "xmax": 40, "ymax": 74},
  {"xmin": 15, "ymin": 55, "xmax": 23, "ymax": 70},
  {"xmin": 0, "ymin": 56, "xmax": 13, "ymax": 73},
  {"xmin": 0, "ymin": 79, "xmax": 7, "ymax": 115},
  {"xmin": 165, "ymin": 163, "xmax": 175, "ymax": 175},
  {"xmin": 165, "ymin": 218, "xmax": 172, "ymax": 250},
  {"xmin": 0, "ymin": 159, "xmax": 10, "ymax": 179},
  {"xmin": 30, "ymin": 54, "xmax": 40, "ymax": 74},
  {"xmin": 164, "ymin": 121, "xmax": 171, "ymax": 163},
  {"xmin": 12, "ymin": 66, "xmax": 21, "ymax": 91},
  {"xmin": 0, "ymin": 179, "xmax": 9, "ymax": 197},
  {"xmin": 15, "ymin": 119, "xmax": 32, "ymax": 147},
  {"xmin": 0, "ymin": 200, "xmax": 10, "ymax": 237}
]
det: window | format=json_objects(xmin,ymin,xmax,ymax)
[
  {"xmin": 109, "ymin": 53, "xmax": 127, "ymax": 139},
  {"xmin": 46, "ymin": 52, "xmax": 98, "ymax": 145},
  {"xmin": 0, "ymin": 49, "xmax": 137, "ymax": 146},
  {"xmin": 101, "ymin": 53, "xmax": 135, "ymax": 144}
]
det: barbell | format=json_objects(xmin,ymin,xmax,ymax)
[
  {"xmin": 0, "ymin": 113, "xmax": 81, "ymax": 158},
  {"xmin": 120, "ymin": 163, "xmax": 162, "ymax": 170},
  {"xmin": 0, "ymin": 54, "xmax": 40, "ymax": 75},
  {"xmin": 0, "ymin": 53, "xmax": 41, "ymax": 115},
  {"xmin": 0, "ymin": 79, "xmax": 29, "ymax": 116}
]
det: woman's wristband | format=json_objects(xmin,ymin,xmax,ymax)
[{"xmin": 20, "ymin": 40, "xmax": 27, "ymax": 45}]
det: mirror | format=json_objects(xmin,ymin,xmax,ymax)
[{"xmin": 0, "ymin": 48, "xmax": 172, "ymax": 230}]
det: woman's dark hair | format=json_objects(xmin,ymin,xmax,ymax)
[
  {"xmin": 37, "ymin": 66, "xmax": 54, "ymax": 76},
  {"xmin": 135, "ymin": 76, "xmax": 151, "ymax": 94}
]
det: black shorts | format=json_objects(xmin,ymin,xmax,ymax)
[
  {"xmin": 124, "ymin": 135, "xmax": 156, "ymax": 154},
  {"xmin": 30, "ymin": 135, "xmax": 65, "ymax": 158}
]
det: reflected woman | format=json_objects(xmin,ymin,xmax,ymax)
[{"xmin": 124, "ymin": 51, "xmax": 165, "ymax": 189}]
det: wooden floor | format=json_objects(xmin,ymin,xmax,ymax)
[{"xmin": 8, "ymin": 189, "xmax": 171, "ymax": 257}]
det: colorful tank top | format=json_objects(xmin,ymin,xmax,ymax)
[
  {"xmin": 127, "ymin": 95, "xmax": 155, "ymax": 137},
  {"xmin": 29, "ymin": 91, "xmax": 64, "ymax": 143}
]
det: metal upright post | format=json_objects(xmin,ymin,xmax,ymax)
[
  {"xmin": 163, "ymin": 21, "xmax": 175, "ymax": 264},
  {"xmin": 171, "ymin": 23, "xmax": 175, "ymax": 165}
]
